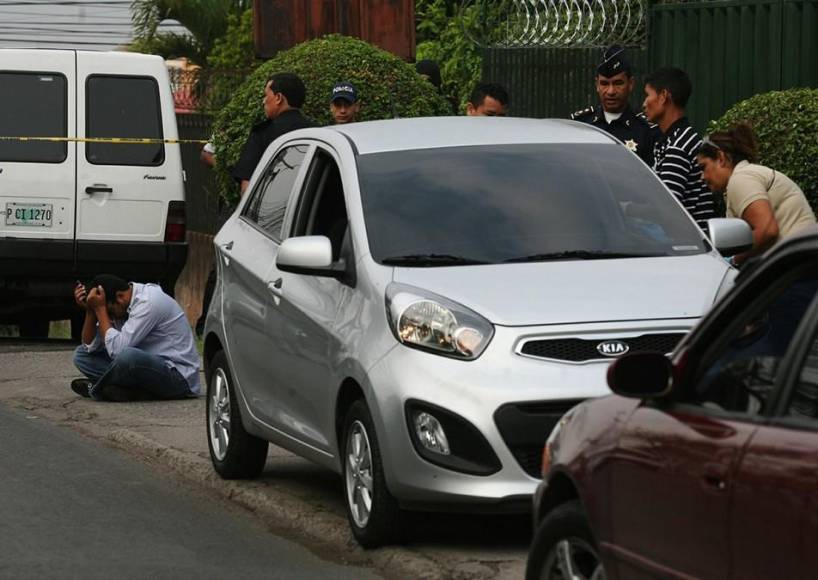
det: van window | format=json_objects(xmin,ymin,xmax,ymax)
[
  {"xmin": 0, "ymin": 72, "xmax": 67, "ymax": 163},
  {"xmin": 86, "ymin": 76, "xmax": 164, "ymax": 166}
]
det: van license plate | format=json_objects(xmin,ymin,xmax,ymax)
[{"xmin": 5, "ymin": 203, "xmax": 53, "ymax": 227}]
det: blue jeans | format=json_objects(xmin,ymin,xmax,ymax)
[{"xmin": 73, "ymin": 346, "xmax": 192, "ymax": 401}]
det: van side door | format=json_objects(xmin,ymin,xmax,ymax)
[
  {"xmin": 0, "ymin": 50, "xmax": 76, "ymax": 266},
  {"xmin": 75, "ymin": 53, "xmax": 183, "ymax": 272}
]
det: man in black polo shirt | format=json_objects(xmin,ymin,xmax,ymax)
[
  {"xmin": 231, "ymin": 72, "xmax": 316, "ymax": 194},
  {"xmin": 643, "ymin": 67, "xmax": 716, "ymax": 232},
  {"xmin": 571, "ymin": 45, "xmax": 658, "ymax": 167}
]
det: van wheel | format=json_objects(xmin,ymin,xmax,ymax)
[
  {"xmin": 17, "ymin": 318, "xmax": 50, "ymax": 338},
  {"xmin": 342, "ymin": 399, "xmax": 403, "ymax": 548},
  {"xmin": 525, "ymin": 500, "xmax": 606, "ymax": 580},
  {"xmin": 206, "ymin": 350, "xmax": 268, "ymax": 479}
]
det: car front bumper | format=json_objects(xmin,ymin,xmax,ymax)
[{"xmin": 365, "ymin": 318, "xmax": 695, "ymax": 510}]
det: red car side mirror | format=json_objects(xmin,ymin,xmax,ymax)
[{"xmin": 607, "ymin": 352, "xmax": 674, "ymax": 398}]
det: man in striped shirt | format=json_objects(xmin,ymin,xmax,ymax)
[{"xmin": 643, "ymin": 67, "xmax": 716, "ymax": 232}]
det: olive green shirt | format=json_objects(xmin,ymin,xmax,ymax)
[{"xmin": 725, "ymin": 160, "xmax": 816, "ymax": 238}]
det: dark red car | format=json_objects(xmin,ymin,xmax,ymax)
[{"xmin": 527, "ymin": 226, "xmax": 818, "ymax": 580}]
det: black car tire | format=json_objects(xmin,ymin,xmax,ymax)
[
  {"xmin": 342, "ymin": 399, "xmax": 403, "ymax": 548},
  {"xmin": 206, "ymin": 350, "xmax": 268, "ymax": 479},
  {"xmin": 526, "ymin": 500, "xmax": 605, "ymax": 580}
]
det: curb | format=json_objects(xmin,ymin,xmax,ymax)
[{"xmin": 105, "ymin": 429, "xmax": 452, "ymax": 580}]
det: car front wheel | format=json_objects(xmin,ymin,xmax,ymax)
[
  {"xmin": 206, "ymin": 350, "xmax": 268, "ymax": 479},
  {"xmin": 342, "ymin": 399, "xmax": 402, "ymax": 548},
  {"xmin": 526, "ymin": 500, "xmax": 606, "ymax": 580}
]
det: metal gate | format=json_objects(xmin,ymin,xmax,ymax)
[{"xmin": 483, "ymin": 0, "xmax": 818, "ymax": 129}]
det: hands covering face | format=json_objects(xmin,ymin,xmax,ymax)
[
  {"xmin": 74, "ymin": 282, "xmax": 88, "ymax": 308},
  {"xmin": 85, "ymin": 285, "xmax": 106, "ymax": 310}
]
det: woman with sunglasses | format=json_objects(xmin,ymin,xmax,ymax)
[{"xmin": 698, "ymin": 123, "xmax": 815, "ymax": 267}]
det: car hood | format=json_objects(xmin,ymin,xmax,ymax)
[{"xmin": 392, "ymin": 254, "xmax": 729, "ymax": 326}]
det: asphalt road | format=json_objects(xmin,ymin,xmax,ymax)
[{"xmin": 0, "ymin": 403, "xmax": 380, "ymax": 580}]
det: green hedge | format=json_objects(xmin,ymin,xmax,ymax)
[
  {"xmin": 708, "ymin": 88, "xmax": 818, "ymax": 210},
  {"xmin": 212, "ymin": 35, "xmax": 451, "ymax": 201}
]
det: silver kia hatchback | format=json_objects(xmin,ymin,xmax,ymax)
[{"xmin": 202, "ymin": 117, "xmax": 750, "ymax": 546}]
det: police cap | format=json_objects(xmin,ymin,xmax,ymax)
[{"xmin": 597, "ymin": 45, "xmax": 632, "ymax": 78}]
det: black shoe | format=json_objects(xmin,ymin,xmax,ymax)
[
  {"xmin": 70, "ymin": 378, "xmax": 92, "ymax": 398},
  {"xmin": 98, "ymin": 384, "xmax": 154, "ymax": 402}
]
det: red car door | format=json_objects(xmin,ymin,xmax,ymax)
[
  {"xmin": 730, "ymin": 315, "xmax": 818, "ymax": 579},
  {"xmin": 607, "ymin": 269, "xmax": 818, "ymax": 579},
  {"xmin": 607, "ymin": 405, "xmax": 757, "ymax": 579}
]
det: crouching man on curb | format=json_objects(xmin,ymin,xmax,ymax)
[{"xmin": 70, "ymin": 274, "xmax": 201, "ymax": 402}]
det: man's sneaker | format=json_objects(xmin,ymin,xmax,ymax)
[
  {"xmin": 70, "ymin": 378, "xmax": 92, "ymax": 398},
  {"xmin": 99, "ymin": 384, "xmax": 154, "ymax": 402}
]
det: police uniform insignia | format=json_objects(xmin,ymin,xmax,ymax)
[
  {"xmin": 570, "ymin": 106, "xmax": 594, "ymax": 120},
  {"xmin": 635, "ymin": 111, "xmax": 658, "ymax": 129},
  {"xmin": 624, "ymin": 139, "xmax": 638, "ymax": 152}
]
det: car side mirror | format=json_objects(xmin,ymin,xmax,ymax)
[
  {"xmin": 607, "ymin": 352, "xmax": 674, "ymax": 398},
  {"xmin": 707, "ymin": 218, "xmax": 753, "ymax": 256},
  {"xmin": 277, "ymin": 235, "xmax": 346, "ymax": 279}
]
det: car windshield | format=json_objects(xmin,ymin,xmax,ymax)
[{"xmin": 356, "ymin": 144, "xmax": 708, "ymax": 266}]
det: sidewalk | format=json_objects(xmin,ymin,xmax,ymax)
[{"xmin": 0, "ymin": 341, "xmax": 528, "ymax": 580}]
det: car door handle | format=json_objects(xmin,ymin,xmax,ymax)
[
  {"xmin": 220, "ymin": 241, "xmax": 233, "ymax": 251},
  {"xmin": 267, "ymin": 278, "xmax": 283, "ymax": 297},
  {"xmin": 85, "ymin": 185, "xmax": 113, "ymax": 194}
]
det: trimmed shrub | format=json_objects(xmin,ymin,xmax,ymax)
[
  {"xmin": 708, "ymin": 88, "xmax": 818, "ymax": 209},
  {"xmin": 212, "ymin": 35, "xmax": 452, "ymax": 200}
]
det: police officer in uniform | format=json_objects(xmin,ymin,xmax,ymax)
[{"xmin": 570, "ymin": 45, "xmax": 658, "ymax": 167}]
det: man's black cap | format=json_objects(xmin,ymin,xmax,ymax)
[{"xmin": 597, "ymin": 45, "xmax": 632, "ymax": 78}]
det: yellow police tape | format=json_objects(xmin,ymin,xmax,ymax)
[{"xmin": 0, "ymin": 135, "xmax": 208, "ymax": 145}]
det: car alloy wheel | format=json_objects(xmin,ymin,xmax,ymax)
[
  {"xmin": 541, "ymin": 537, "xmax": 605, "ymax": 580},
  {"xmin": 345, "ymin": 420, "xmax": 374, "ymax": 528},
  {"xmin": 526, "ymin": 501, "xmax": 605, "ymax": 580},
  {"xmin": 341, "ymin": 399, "xmax": 402, "ymax": 547},
  {"xmin": 205, "ymin": 351, "xmax": 268, "ymax": 479},
  {"xmin": 208, "ymin": 366, "xmax": 231, "ymax": 461}
]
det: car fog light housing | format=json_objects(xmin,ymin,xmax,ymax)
[
  {"xmin": 405, "ymin": 400, "xmax": 501, "ymax": 475},
  {"xmin": 386, "ymin": 283, "xmax": 494, "ymax": 360},
  {"xmin": 414, "ymin": 411, "xmax": 450, "ymax": 455}
]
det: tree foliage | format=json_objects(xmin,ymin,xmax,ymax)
[
  {"xmin": 709, "ymin": 88, "xmax": 818, "ymax": 209},
  {"xmin": 211, "ymin": 35, "xmax": 451, "ymax": 202},
  {"xmin": 129, "ymin": 0, "xmax": 251, "ymax": 64},
  {"xmin": 416, "ymin": 0, "xmax": 482, "ymax": 110},
  {"xmin": 201, "ymin": 8, "xmax": 260, "ymax": 111}
]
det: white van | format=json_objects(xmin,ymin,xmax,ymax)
[{"xmin": 0, "ymin": 49, "xmax": 187, "ymax": 337}]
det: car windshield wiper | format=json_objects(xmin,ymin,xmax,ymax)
[
  {"xmin": 381, "ymin": 254, "xmax": 489, "ymax": 267},
  {"xmin": 503, "ymin": 250, "xmax": 665, "ymax": 263}
]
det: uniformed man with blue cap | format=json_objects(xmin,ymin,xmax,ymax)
[{"xmin": 570, "ymin": 45, "xmax": 658, "ymax": 166}]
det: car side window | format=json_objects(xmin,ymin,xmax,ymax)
[
  {"xmin": 689, "ymin": 273, "xmax": 818, "ymax": 416},
  {"xmin": 292, "ymin": 150, "xmax": 349, "ymax": 261},
  {"xmin": 242, "ymin": 144, "xmax": 308, "ymax": 241},
  {"xmin": 789, "ymin": 331, "xmax": 818, "ymax": 420}
]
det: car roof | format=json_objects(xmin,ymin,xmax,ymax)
[{"xmin": 325, "ymin": 117, "xmax": 617, "ymax": 154}]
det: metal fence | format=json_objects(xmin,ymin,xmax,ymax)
[
  {"xmin": 168, "ymin": 67, "xmax": 253, "ymax": 114},
  {"xmin": 483, "ymin": 0, "xmax": 818, "ymax": 130},
  {"xmin": 176, "ymin": 112, "xmax": 219, "ymax": 234},
  {"xmin": 483, "ymin": 46, "xmax": 649, "ymax": 118},
  {"xmin": 650, "ymin": 0, "xmax": 818, "ymax": 130}
]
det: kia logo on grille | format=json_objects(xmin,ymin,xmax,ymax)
[{"xmin": 596, "ymin": 340, "xmax": 630, "ymax": 357}]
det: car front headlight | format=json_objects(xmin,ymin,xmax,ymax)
[{"xmin": 385, "ymin": 283, "xmax": 494, "ymax": 360}]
